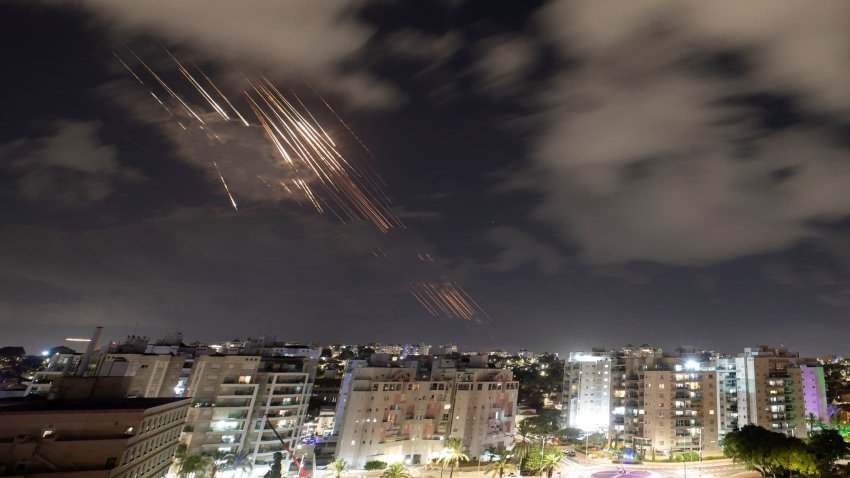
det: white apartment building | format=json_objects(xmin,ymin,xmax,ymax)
[
  {"xmin": 334, "ymin": 360, "xmax": 518, "ymax": 468},
  {"xmin": 25, "ymin": 353, "xmax": 83, "ymax": 396},
  {"xmin": 715, "ymin": 357, "xmax": 739, "ymax": 443},
  {"xmin": 563, "ymin": 351, "xmax": 612, "ymax": 432},
  {"xmin": 182, "ymin": 354, "xmax": 316, "ymax": 477}
]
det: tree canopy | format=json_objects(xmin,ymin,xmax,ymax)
[{"xmin": 722, "ymin": 425, "xmax": 831, "ymax": 477}]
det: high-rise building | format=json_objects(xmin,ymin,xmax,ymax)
[
  {"xmin": 715, "ymin": 357, "xmax": 739, "ymax": 443},
  {"xmin": 608, "ymin": 345, "xmax": 663, "ymax": 448},
  {"xmin": 333, "ymin": 356, "xmax": 518, "ymax": 468},
  {"xmin": 641, "ymin": 360, "xmax": 720, "ymax": 457},
  {"xmin": 565, "ymin": 343, "xmax": 828, "ymax": 459},
  {"xmin": 181, "ymin": 354, "xmax": 316, "ymax": 476},
  {"xmin": 735, "ymin": 346, "xmax": 820, "ymax": 437},
  {"xmin": 563, "ymin": 351, "xmax": 612, "ymax": 432}
]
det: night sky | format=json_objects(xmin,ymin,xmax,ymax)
[{"xmin": 2, "ymin": 1, "xmax": 850, "ymax": 357}]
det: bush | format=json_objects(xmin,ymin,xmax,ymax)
[
  {"xmin": 673, "ymin": 452, "xmax": 699, "ymax": 462},
  {"xmin": 365, "ymin": 461, "xmax": 388, "ymax": 470}
]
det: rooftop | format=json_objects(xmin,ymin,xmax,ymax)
[{"xmin": 0, "ymin": 396, "xmax": 189, "ymax": 414}]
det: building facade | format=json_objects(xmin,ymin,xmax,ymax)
[
  {"xmin": 181, "ymin": 354, "xmax": 316, "ymax": 477},
  {"xmin": 0, "ymin": 396, "xmax": 190, "ymax": 478},
  {"xmin": 641, "ymin": 362, "xmax": 720, "ymax": 457},
  {"xmin": 563, "ymin": 351, "xmax": 612, "ymax": 432},
  {"xmin": 334, "ymin": 359, "xmax": 518, "ymax": 468},
  {"xmin": 98, "ymin": 353, "xmax": 189, "ymax": 398}
]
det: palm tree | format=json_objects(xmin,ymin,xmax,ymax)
[
  {"xmin": 512, "ymin": 440, "xmax": 530, "ymax": 468},
  {"xmin": 485, "ymin": 455, "xmax": 517, "ymax": 478},
  {"xmin": 179, "ymin": 454, "xmax": 214, "ymax": 478},
  {"xmin": 226, "ymin": 451, "xmax": 253, "ymax": 478},
  {"xmin": 381, "ymin": 462, "xmax": 412, "ymax": 478},
  {"xmin": 325, "ymin": 459, "xmax": 349, "ymax": 478},
  {"xmin": 539, "ymin": 448, "xmax": 563, "ymax": 478},
  {"xmin": 439, "ymin": 438, "xmax": 469, "ymax": 478},
  {"xmin": 205, "ymin": 450, "xmax": 234, "ymax": 478}
]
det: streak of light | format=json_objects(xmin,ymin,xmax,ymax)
[
  {"xmin": 417, "ymin": 253, "xmax": 435, "ymax": 263},
  {"xmin": 213, "ymin": 160, "xmax": 239, "ymax": 211},
  {"xmin": 149, "ymin": 91, "xmax": 174, "ymax": 116},
  {"xmin": 125, "ymin": 47, "xmax": 207, "ymax": 125},
  {"xmin": 159, "ymin": 44, "xmax": 232, "ymax": 121},
  {"xmin": 65, "ymin": 338, "xmax": 91, "ymax": 342},
  {"xmin": 244, "ymin": 76, "xmax": 403, "ymax": 232},
  {"xmin": 113, "ymin": 51, "xmax": 145, "ymax": 86},
  {"xmin": 305, "ymin": 81, "xmax": 377, "ymax": 162},
  {"xmin": 192, "ymin": 61, "xmax": 251, "ymax": 127},
  {"xmin": 115, "ymin": 43, "xmax": 490, "ymax": 324},
  {"xmin": 408, "ymin": 280, "xmax": 490, "ymax": 323}
]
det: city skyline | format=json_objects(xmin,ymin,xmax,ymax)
[{"xmin": 3, "ymin": 2, "xmax": 850, "ymax": 356}]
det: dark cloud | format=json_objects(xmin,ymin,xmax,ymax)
[
  {"xmin": 520, "ymin": 0, "xmax": 850, "ymax": 266},
  {"xmin": 0, "ymin": 207, "xmax": 465, "ymax": 347},
  {"xmin": 486, "ymin": 225, "xmax": 564, "ymax": 274},
  {"xmin": 1, "ymin": 120, "xmax": 143, "ymax": 206},
  {"xmin": 47, "ymin": 0, "xmax": 402, "ymax": 110},
  {"xmin": 472, "ymin": 35, "xmax": 538, "ymax": 96}
]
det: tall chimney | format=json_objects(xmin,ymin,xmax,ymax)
[{"xmin": 75, "ymin": 326, "xmax": 103, "ymax": 377}]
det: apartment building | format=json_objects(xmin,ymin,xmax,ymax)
[
  {"xmin": 563, "ymin": 351, "xmax": 612, "ymax": 432},
  {"xmin": 0, "ymin": 390, "xmax": 189, "ymax": 478},
  {"xmin": 182, "ymin": 354, "xmax": 316, "ymax": 476},
  {"xmin": 25, "ymin": 353, "xmax": 82, "ymax": 396},
  {"xmin": 576, "ymin": 344, "xmax": 827, "ymax": 457},
  {"xmin": 641, "ymin": 362, "xmax": 720, "ymax": 457},
  {"xmin": 736, "ymin": 346, "xmax": 808, "ymax": 437},
  {"xmin": 98, "ymin": 353, "xmax": 189, "ymax": 398},
  {"xmin": 609, "ymin": 345, "xmax": 663, "ymax": 447},
  {"xmin": 799, "ymin": 363, "xmax": 828, "ymax": 425},
  {"xmin": 334, "ymin": 356, "xmax": 518, "ymax": 468},
  {"xmin": 715, "ymin": 357, "xmax": 739, "ymax": 443},
  {"xmin": 445, "ymin": 368, "xmax": 517, "ymax": 456}
]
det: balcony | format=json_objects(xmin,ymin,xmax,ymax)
[{"xmin": 218, "ymin": 390, "xmax": 255, "ymax": 397}]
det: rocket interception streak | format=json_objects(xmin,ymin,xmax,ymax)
[{"xmin": 114, "ymin": 45, "xmax": 488, "ymax": 323}]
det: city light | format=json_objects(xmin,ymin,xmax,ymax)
[{"xmin": 685, "ymin": 360, "xmax": 700, "ymax": 371}]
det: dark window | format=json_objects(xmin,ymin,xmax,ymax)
[{"xmin": 105, "ymin": 457, "xmax": 117, "ymax": 469}]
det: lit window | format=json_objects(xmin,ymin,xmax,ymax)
[{"xmin": 42, "ymin": 430, "xmax": 55, "ymax": 438}]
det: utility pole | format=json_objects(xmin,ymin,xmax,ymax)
[
  {"xmin": 585, "ymin": 434, "xmax": 590, "ymax": 464},
  {"xmin": 698, "ymin": 428, "xmax": 703, "ymax": 478}
]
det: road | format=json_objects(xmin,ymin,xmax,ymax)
[{"xmin": 555, "ymin": 456, "xmax": 754, "ymax": 478}]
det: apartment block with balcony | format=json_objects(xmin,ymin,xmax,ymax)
[
  {"xmin": 334, "ymin": 357, "xmax": 518, "ymax": 469},
  {"xmin": 563, "ymin": 351, "xmax": 612, "ymax": 432},
  {"xmin": 447, "ymin": 368, "xmax": 518, "ymax": 457},
  {"xmin": 334, "ymin": 366, "xmax": 452, "ymax": 468},
  {"xmin": 735, "ymin": 346, "xmax": 807, "ymax": 437},
  {"xmin": 608, "ymin": 345, "xmax": 663, "ymax": 448},
  {"xmin": 25, "ymin": 353, "xmax": 82, "ymax": 396},
  {"xmin": 642, "ymin": 363, "xmax": 720, "ymax": 458},
  {"xmin": 715, "ymin": 357, "xmax": 739, "ymax": 442},
  {"xmin": 181, "ymin": 354, "xmax": 316, "ymax": 477}
]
